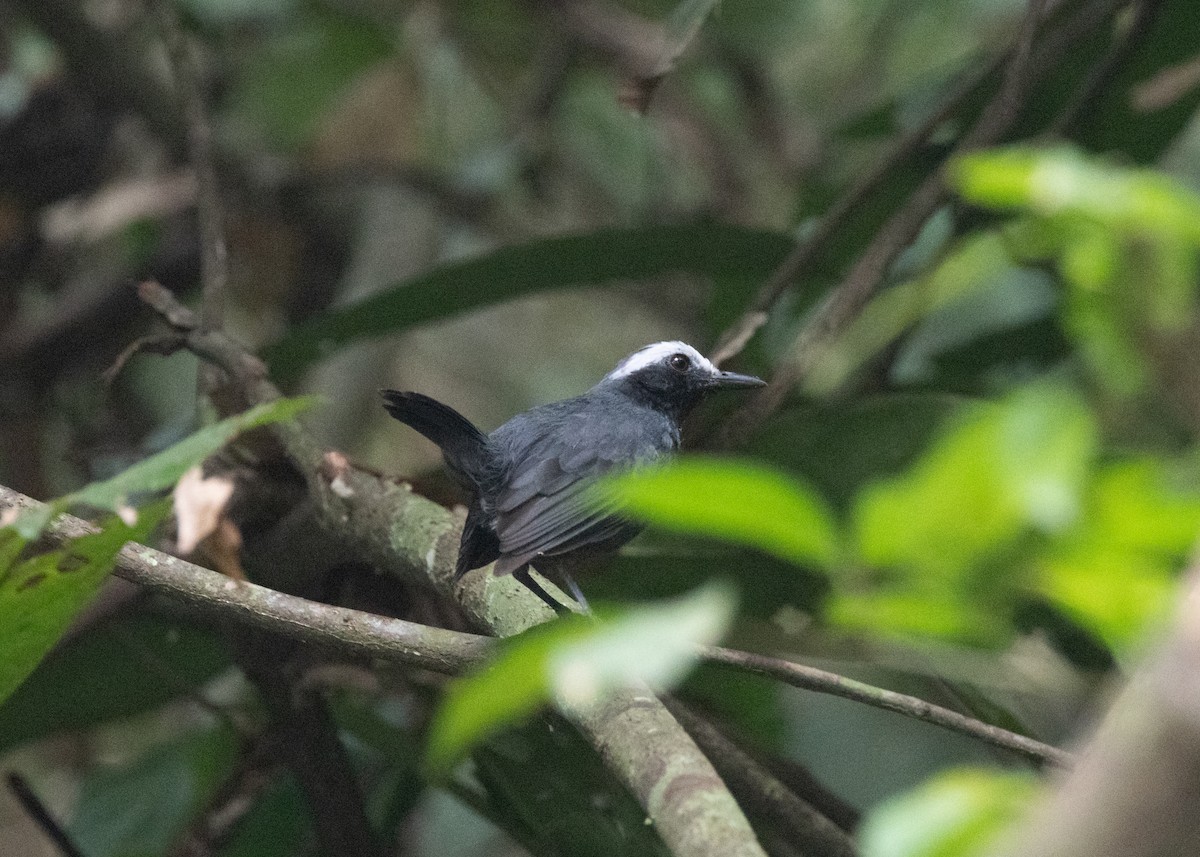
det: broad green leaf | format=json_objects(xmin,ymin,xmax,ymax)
[
  {"xmin": 854, "ymin": 386, "xmax": 1097, "ymax": 578},
  {"xmin": 602, "ymin": 458, "xmax": 841, "ymax": 568},
  {"xmin": 219, "ymin": 776, "xmax": 311, "ymax": 857},
  {"xmin": 829, "ymin": 592, "xmax": 1009, "ymax": 647},
  {"xmin": 264, "ymin": 224, "xmax": 792, "ymax": 380},
  {"xmin": 860, "ymin": 768, "xmax": 1038, "ymax": 857},
  {"xmin": 425, "ymin": 583, "xmax": 735, "ymax": 775},
  {"xmin": 66, "ymin": 396, "xmax": 316, "ymax": 519},
  {"xmin": 0, "ymin": 501, "xmax": 169, "ymax": 707},
  {"xmin": 69, "ymin": 726, "xmax": 240, "ymax": 857},
  {"xmin": 548, "ymin": 581, "xmax": 734, "ymax": 708},
  {"xmin": 1038, "ymin": 547, "xmax": 1174, "ymax": 651},
  {"xmin": 0, "ymin": 617, "xmax": 230, "ymax": 754}
]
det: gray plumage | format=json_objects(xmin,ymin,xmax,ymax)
[{"xmin": 382, "ymin": 341, "xmax": 764, "ymax": 611}]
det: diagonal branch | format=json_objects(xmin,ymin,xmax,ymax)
[{"xmin": 0, "ymin": 483, "xmax": 1072, "ymax": 770}]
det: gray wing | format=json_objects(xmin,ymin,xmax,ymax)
[{"xmin": 490, "ymin": 405, "xmax": 675, "ymax": 575}]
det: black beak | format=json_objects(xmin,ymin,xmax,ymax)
[{"xmin": 711, "ymin": 370, "xmax": 767, "ymax": 389}]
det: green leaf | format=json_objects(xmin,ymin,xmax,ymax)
[
  {"xmin": 854, "ymin": 385, "xmax": 1097, "ymax": 578},
  {"xmin": 0, "ymin": 616, "xmax": 231, "ymax": 754},
  {"xmin": 548, "ymin": 581, "xmax": 735, "ymax": 708},
  {"xmin": 69, "ymin": 726, "xmax": 240, "ymax": 857},
  {"xmin": 952, "ymin": 147, "xmax": 1200, "ymax": 243},
  {"xmin": 1035, "ymin": 457, "xmax": 1200, "ymax": 648},
  {"xmin": 64, "ymin": 396, "xmax": 315, "ymax": 518},
  {"xmin": 860, "ymin": 768, "xmax": 1038, "ymax": 857},
  {"xmin": 424, "ymin": 583, "xmax": 735, "ymax": 775},
  {"xmin": 264, "ymin": 224, "xmax": 792, "ymax": 380},
  {"xmin": 0, "ymin": 501, "xmax": 169, "ymax": 707},
  {"xmin": 219, "ymin": 776, "xmax": 311, "ymax": 857},
  {"xmin": 602, "ymin": 458, "xmax": 841, "ymax": 568}
]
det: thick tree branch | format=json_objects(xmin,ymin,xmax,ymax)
[{"xmin": 0, "ymin": 483, "xmax": 1073, "ymax": 771}]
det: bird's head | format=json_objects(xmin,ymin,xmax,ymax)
[{"xmin": 602, "ymin": 341, "xmax": 765, "ymax": 416}]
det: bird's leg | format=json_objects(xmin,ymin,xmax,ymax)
[
  {"xmin": 559, "ymin": 571, "xmax": 592, "ymax": 616},
  {"xmin": 513, "ymin": 566, "xmax": 571, "ymax": 616}
]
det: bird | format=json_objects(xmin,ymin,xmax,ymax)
[{"xmin": 381, "ymin": 341, "xmax": 765, "ymax": 613}]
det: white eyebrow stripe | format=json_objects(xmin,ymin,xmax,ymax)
[{"xmin": 605, "ymin": 341, "xmax": 716, "ymax": 380}]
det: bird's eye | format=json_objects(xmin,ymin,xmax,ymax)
[{"xmin": 668, "ymin": 353, "xmax": 691, "ymax": 372}]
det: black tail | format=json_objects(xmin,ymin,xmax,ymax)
[{"xmin": 380, "ymin": 390, "xmax": 490, "ymax": 485}]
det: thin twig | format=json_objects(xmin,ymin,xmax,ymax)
[
  {"xmin": 0, "ymin": 481, "xmax": 1076, "ymax": 769},
  {"xmin": 149, "ymin": 0, "xmax": 227, "ymax": 331},
  {"xmin": 702, "ymin": 646, "xmax": 1074, "ymax": 768},
  {"xmin": 5, "ymin": 773, "xmax": 87, "ymax": 857}
]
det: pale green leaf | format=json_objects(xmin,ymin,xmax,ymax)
[
  {"xmin": 854, "ymin": 386, "xmax": 1097, "ymax": 578},
  {"xmin": 952, "ymin": 147, "xmax": 1200, "ymax": 243},
  {"xmin": 424, "ymin": 584, "xmax": 735, "ymax": 776},
  {"xmin": 860, "ymin": 768, "xmax": 1038, "ymax": 857},
  {"xmin": 549, "ymin": 581, "xmax": 735, "ymax": 708},
  {"xmin": 602, "ymin": 458, "xmax": 841, "ymax": 568}
]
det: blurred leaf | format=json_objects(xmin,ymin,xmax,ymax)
[
  {"xmin": 265, "ymin": 224, "xmax": 792, "ymax": 381},
  {"xmin": 860, "ymin": 768, "xmax": 1037, "ymax": 857},
  {"xmin": 0, "ymin": 501, "xmax": 168, "ymax": 707},
  {"xmin": 596, "ymin": 544, "xmax": 829, "ymax": 619},
  {"xmin": 549, "ymin": 581, "xmax": 735, "ymax": 708},
  {"xmin": 603, "ymin": 458, "xmax": 841, "ymax": 568},
  {"xmin": 0, "ymin": 616, "xmax": 230, "ymax": 754},
  {"xmin": 655, "ymin": 0, "xmax": 723, "ymax": 78},
  {"xmin": 66, "ymin": 396, "xmax": 316, "ymax": 518},
  {"xmin": 474, "ymin": 719, "xmax": 672, "ymax": 857},
  {"xmin": 952, "ymin": 147, "xmax": 1200, "ymax": 242},
  {"xmin": 1068, "ymin": 0, "xmax": 1200, "ymax": 162},
  {"xmin": 854, "ymin": 385, "xmax": 1097, "ymax": 578},
  {"xmin": 69, "ymin": 726, "xmax": 240, "ymax": 857},
  {"xmin": 425, "ymin": 583, "xmax": 735, "ymax": 775},
  {"xmin": 680, "ymin": 662, "xmax": 786, "ymax": 751},
  {"xmin": 1035, "ymin": 457, "xmax": 1200, "ymax": 648}
]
